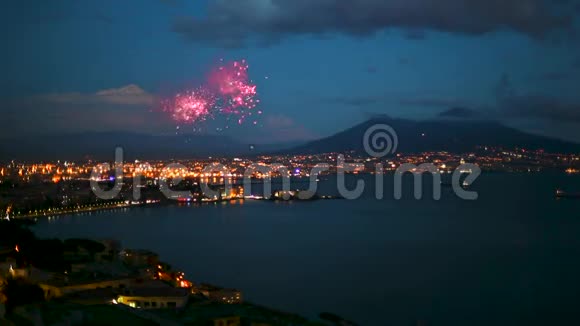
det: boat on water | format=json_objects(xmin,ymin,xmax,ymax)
[
  {"xmin": 440, "ymin": 181, "xmax": 470, "ymax": 188},
  {"xmin": 556, "ymin": 189, "xmax": 580, "ymax": 199}
]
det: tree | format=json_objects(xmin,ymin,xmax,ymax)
[
  {"xmin": 64, "ymin": 238, "xmax": 105, "ymax": 260},
  {"xmin": 0, "ymin": 220, "xmax": 36, "ymax": 248},
  {"xmin": 1, "ymin": 278, "xmax": 45, "ymax": 314},
  {"xmin": 21, "ymin": 238, "xmax": 68, "ymax": 272}
]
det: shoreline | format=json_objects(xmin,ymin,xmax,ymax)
[
  {"xmin": 12, "ymin": 194, "xmax": 343, "ymax": 220},
  {"xmin": 10, "ymin": 170, "xmax": 577, "ymax": 220}
]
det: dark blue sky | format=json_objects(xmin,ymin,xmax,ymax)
[{"xmin": 2, "ymin": 0, "xmax": 580, "ymax": 143}]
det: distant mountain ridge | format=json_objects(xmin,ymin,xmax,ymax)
[
  {"xmin": 2, "ymin": 117, "xmax": 579, "ymax": 161},
  {"xmin": 286, "ymin": 117, "xmax": 580, "ymax": 154},
  {"xmin": 0, "ymin": 132, "xmax": 300, "ymax": 161}
]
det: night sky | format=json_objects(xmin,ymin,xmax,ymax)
[{"xmin": 2, "ymin": 0, "xmax": 580, "ymax": 143}]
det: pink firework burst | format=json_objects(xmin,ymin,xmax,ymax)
[
  {"xmin": 163, "ymin": 88, "xmax": 216, "ymax": 123},
  {"xmin": 163, "ymin": 59, "xmax": 262, "ymax": 127},
  {"xmin": 209, "ymin": 59, "xmax": 259, "ymax": 117}
]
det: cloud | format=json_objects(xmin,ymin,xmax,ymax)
[
  {"xmin": 257, "ymin": 114, "xmax": 317, "ymax": 142},
  {"xmin": 5, "ymin": 1, "xmax": 115, "ymax": 25},
  {"xmin": 365, "ymin": 66, "xmax": 378, "ymax": 74},
  {"xmin": 403, "ymin": 29, "xmax": 427, "ymax": 40},
  {"xmin": 398, "ymin": 57, "xmax": 412, "ymax": 65},
  {"xmin": 438, "ymin": 107, "xmax": 482, "ymax": 119},
  {"xmin": 537, "ymin": 71, "xmax": 574, "ymax": 81},
  {"xmin": 326, "ymin": 93, "xmax": 470, "ymax": 110},
  {"xmin": 172, "ymin": 0, "xmax": 574, "ymax": 47},
  {"xmin": 400, "ymin": 96, "xmax": 468, "ymax": 108},
  {"xmin": 159, "ymin": 0, "xmax": 183, "ymax": 6},
  {"xmin": 572, "ymin": 56, "xmax": 580, "ymax": 69},
  {"xmin": 92, "ymin": 12, "xmax": 115, "ymax": 24},
  {"xmin": 264, "ymin": 114, "xmax": 295, "ymax": 129},
  {"xmin": 42, "ymin": 84, "xmax": 155, "ymax": 106},
  {"xmin": 495, "ymin": 74, "xmax": 580, "ymax": 124},
  {"xmin": 1, "ymin": 85, "xmax": 168, "ymax": 137},
  {"xmin": 326, "ymin": 95, "xmax": 384, "ymax": 107},
  {"xmin": 418, "ymin": 73, "xmax": 580, "ymax": 143},
  {"xmin": 500, "ymin": 94, "xmax": 580, "ymax": 123},
  {"xmin": 95, "ymin": 84, "xmax": 155, "ymax": 105}
]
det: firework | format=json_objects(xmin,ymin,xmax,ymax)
[
  {"xmin": 163, "ymin": 87, "xmax": 216, "ymax": 123},
  {"xmin": 209, "ymin": 59, "xmax": 259, "ymax": 123},
  {"xmin": 164, "ymin": 59, "xmax": 261, "ymax": 126}
]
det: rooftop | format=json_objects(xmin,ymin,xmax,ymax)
[
  {"xmin": 41, "ymin": 272, "xmax": 134, "ymax": 287},
  {"xmin": 121, "ymin": 286, "xmax": 189, "ymax": 298}
]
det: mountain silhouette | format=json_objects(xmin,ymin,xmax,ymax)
[
  {"xmin": 0, "ymin": 132, "xmax": 255, "ymax": 161},
  {"xmin": 3, "ymin": 117, "xmax": 579, "ymax": 161},
  {"xmin": 287, "ymin": 117, "xmax": 580, "ymax": 154}
]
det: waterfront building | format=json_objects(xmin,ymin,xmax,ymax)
[
  {"xmin": 120, "ymin": 249, "xmax": 159, "ymax": 268},
  {"xmin": 39, "ymin": 274, "xmax": 137, "ymax": 299},
  {"xmin": 116, "ymin": 286, "xmax": 189, "ymax": 309},
  {"xmin": 197, "ymin": 284, "xmax": 243, "ymax": 304}
]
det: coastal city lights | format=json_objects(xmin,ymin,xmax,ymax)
[{"xmin": 1, "ymin": 147, "xmax": 579, "ymax": 219}]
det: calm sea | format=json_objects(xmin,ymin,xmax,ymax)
[{"xmin": 34, "ymin": 173, "xmax": 580, "ymax": 325}]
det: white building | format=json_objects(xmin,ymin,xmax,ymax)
[{"xmin": 116, "ymin": 286, "xmax": 189, "ymax": 309}]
